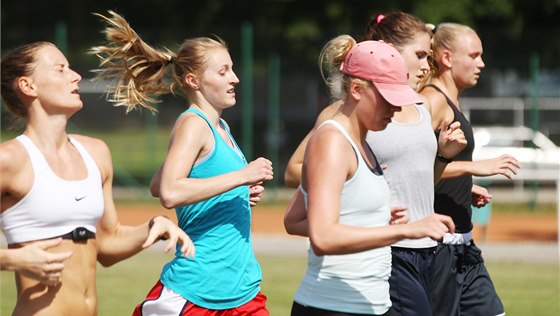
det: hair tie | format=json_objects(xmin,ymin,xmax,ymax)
[
  {"xmin": 376, "ymin": 14, "xmax": 386, "ymax": 24},
  {"xmin": 426, "ymin": 23, "xmax": 437, "ymax": 34},
  {"xmin": 167, "ymin": 55, "xmax": 175, "ymax": 65}
]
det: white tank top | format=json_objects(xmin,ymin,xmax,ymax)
[
  {"xmin": 367, "ymin": 104, "xmax": 438, "ymax": 248},
  {"xmin": 0, "ymin": 135, "xmax": 104, "ymax": 244},
  {"xmin": 295, "ymin": 120, "xmax": 392, "ymax": 315}
]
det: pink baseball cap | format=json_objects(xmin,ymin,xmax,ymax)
[{"xmin": 341, "ymin": 40, "xmax": 422, "ymax": 106}]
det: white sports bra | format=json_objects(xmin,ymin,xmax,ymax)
[{"xmin": 0, "ymin": 135, "xmax": 104, "ymax": 244}]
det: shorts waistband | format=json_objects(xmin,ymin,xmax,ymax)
[
  {"xmin": 391, "ymin": 246, "xmax": 437, "ymax": 253},
  {"xmin": 442, "ymin": 231, "xmax": 472, "ymax": 245}
]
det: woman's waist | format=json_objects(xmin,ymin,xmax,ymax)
[
  {"xmin": 15, "ymin": 243, "xmax": 98, "ymax": 315},
  {"xmin": 163, "ymin": 256, "xmax": 261, "ymax": 290},
  {"xmin": 307, "ymin": 247, "xmax": 391, "ymax": 279},
  {"xmin": 171, "ymin": 248, "xmax": 258, "ymax": 269},
  {"xmin": 13, "ymin": 287, "xmax": 97, "ymax": 316},
  {"xmin": 296, "ymin": 272, "xmax": 391, "ymax": 315}
]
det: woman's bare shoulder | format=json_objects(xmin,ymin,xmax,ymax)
[
  {"xmin": 69, "ymin": 134, "xmax": 112, "ymax": 171},
  {"xmin": 70, "ymin": 134, "xmax": 110, "ymax": 154},
  {"xmin": 0, "ymin": 139, "xmax": 27, "ymax": 171},
  {"xmin": 420, "ymin": 86, "xmax": 447, "ymax": 109}
]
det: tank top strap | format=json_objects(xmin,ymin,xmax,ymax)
[
  {"xmin": 184, "ymin": 108, "xmax": 216, "ymax": 132},
  {"xmin": 424, "ymin": 84, "xmax": 462, "ymax": 114},
  {"xmin": 16, "ymin": 135, "xmax": 100, "ymax": 181},
  {"xmin": 67, "ymin": 136, "xmax": 101, "ymax": 178},
  {"xmin": 424, "ymin": 84, "xmax": 453, "ymax": 106},
  {"xmin": 16, "ymin": 135, "xmax": 50, "ymax": 172},
  {"xmin": 318, "ymin": 120, "xmax": 365, "ymax": 170},
  {"xmin": 183, "ymin": 108, "xmax": 245, "ymax": 161},
  {"xmin": 184, "ymin": 108, "xmax": 236, "ymax": 144},
  {"xmin": 415, "ymin": 103, "xmax": 431, "ymax": 122}
]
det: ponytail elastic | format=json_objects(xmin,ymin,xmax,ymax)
[{"xmin": 426, "ymin": 23, "xmax": 437, "ymax": 33}]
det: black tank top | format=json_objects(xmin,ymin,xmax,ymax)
[{"xmin": 428, "ymin": 85, "xmax": 475, "ymax": 233}]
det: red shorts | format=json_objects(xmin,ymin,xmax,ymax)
[{"xmin": 132, "ymin": 280, "xmax": 269, "ymax": 316}]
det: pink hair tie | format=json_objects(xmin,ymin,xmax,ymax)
[{"xmin": 376, "ymin": 14, "xmax": 386, "ymax": 24}]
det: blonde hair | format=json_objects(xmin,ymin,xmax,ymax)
[
  {"xmin": 318, "ymin": 35, "xmax": 369, "ymax": 101},
  {"xmin": 90, "ymin": 10, "xmax": 227, "ymax": 112},
  {"xmin": 420, "ymin": 23, "xmax": 474, "ymax": 89}
]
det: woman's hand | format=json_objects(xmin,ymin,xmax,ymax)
[
  {"xmin": 389, "ymin": 205, "xmax": 408, "ymax": 225},
  {"xmin": 407, "ymin": 213, "xmax": 455, "ymax": 240},
  {"xmin": 437, "ymin": 120, "xmax": 467, "ymax": 160},
  {"xmin": 472, "ymin": 184, "xmax": 492, "ymax": 207},
  {"xmin": 249, "ymin": 184, "xmax": 265, "ymax": 207},
  {"xmin": 2, "ymin": 238, "xmax": 72, "ymax": 286},
  {"xmin": 472, "ymin": 155, "xmax": 521, "ymax": 179},
  {"xmin": 242, "ymin": 157, "xmax": 274, "ymax": 185},
  {"xmin": 142, "ymin": 216, "xmax": 195, "ymax": 258}
]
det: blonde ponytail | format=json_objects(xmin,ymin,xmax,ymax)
[
  {"xmin": 318, "ymin": 35, "xmax": 357, "ymax": 100},
  {"xmin": 90, "ymin": 10, "xmax": 174, "ymax": 112}
]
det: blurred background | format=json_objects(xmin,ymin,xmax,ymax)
[
  {"xmin": 1, "ymin": 2, "xmax": 559, "ymax": 315},
  {"xmin": 1, "ymin": 0, "xmax": 559, "ymax": 191}
]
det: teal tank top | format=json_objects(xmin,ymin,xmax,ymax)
[{"xmin": 160, "ymin": 108, "xmax": 261, "ymax": 309}]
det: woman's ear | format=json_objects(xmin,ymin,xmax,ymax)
[
  {"xmin": 17, "ymin": 77, "xmax": 38, "ymax": 97},
  {"xmin": 349, "ymin": 80, "xmax": 363, "ymax": 101},
  {"xmin": 184, "ymin": 73, "xmax": 199, "ymax": 90},
  {"xmin": 441, "ymin": 50, "xmax": 452, "ymax": 69}
]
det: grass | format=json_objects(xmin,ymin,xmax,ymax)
[
  {"xmin": 486, "ymin": 261, "xmax": 560, "ymax": 315},
  {"xmin": 491, "ymin": 201, "xmax": 557, "ymax": 215},
  {"xmin": 1, "ymin": 252, "xmax": 557, "ymax": 316}
]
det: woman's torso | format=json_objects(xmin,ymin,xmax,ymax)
[
  {"xmin": 366, "ymin": 104, "xmax": 438, "ymax": 248},
  {"xmin": 296, "ymin": 120, "xmax": 392, "ymax": 315},
  {"xmin": 428, "ymin": 85, "xmax": 475, "ymax": 233},
  {"xmin": 160, "ymin": 108, "xmax": 261, "ymax": 310},
  {"xmin": 12, "ymin": 240, "xmax": 98, "ymax": 316},
  {"xmin": 2, "ymin": 135, "xmax": 104, "ymax": 315}
]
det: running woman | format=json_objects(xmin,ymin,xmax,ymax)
[
  {"xmin": 0, "ymin": 41, "xmax": 193, "ymax": 316},
  {"xmin": 420, "ymin": 22, "xmax": 520, "ymax": 316},
  {"xmin": 90, "ymin": 11, "xmax": 274, "ymax": 315},
  {"xmin": 289, "ymin": 36, "xmax": 455, "ymax": 316}
]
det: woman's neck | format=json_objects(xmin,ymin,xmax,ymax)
[
  {"xmin": 25, "ymin": 108, "xmax": 69, "ymax": 150},
  {"xmin": 335, "ymin": 105, "xmax": 367, "ymax": 145},
  {"xmin": 189, "ymin": 103, "xmax": 222, "ymax": 127},
  {"xmin": 432, "ymin": 76, "xmax": 460, "ymax": 107},
  {"xmin": 392, "ymin": 104, "xmax": 420, "ymax": 124}
]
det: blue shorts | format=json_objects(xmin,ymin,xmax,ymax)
[
  {"xmin": 389, "ymin": 246, "xmax": 436, "ymax": 316},
  {"xmin": 431, "ymin": 242, "xmax": 504, "ymax": 316}
]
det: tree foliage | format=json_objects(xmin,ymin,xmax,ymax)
[{"xmin": 2, "ymin": 0, "xmax": 559, "ymax": 74}]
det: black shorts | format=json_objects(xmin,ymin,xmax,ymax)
[
  {"xmin": 389, "ymin": 246, "xmax": 436, "ymax": 316},
  {"xmin": 431, "ymin": 241, "xmax": 504, "ymax": 316}
]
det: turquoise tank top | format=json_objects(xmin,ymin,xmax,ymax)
[{"xmin": 160, "ymin": 108, "xmax": 261, "ymax": 309}]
